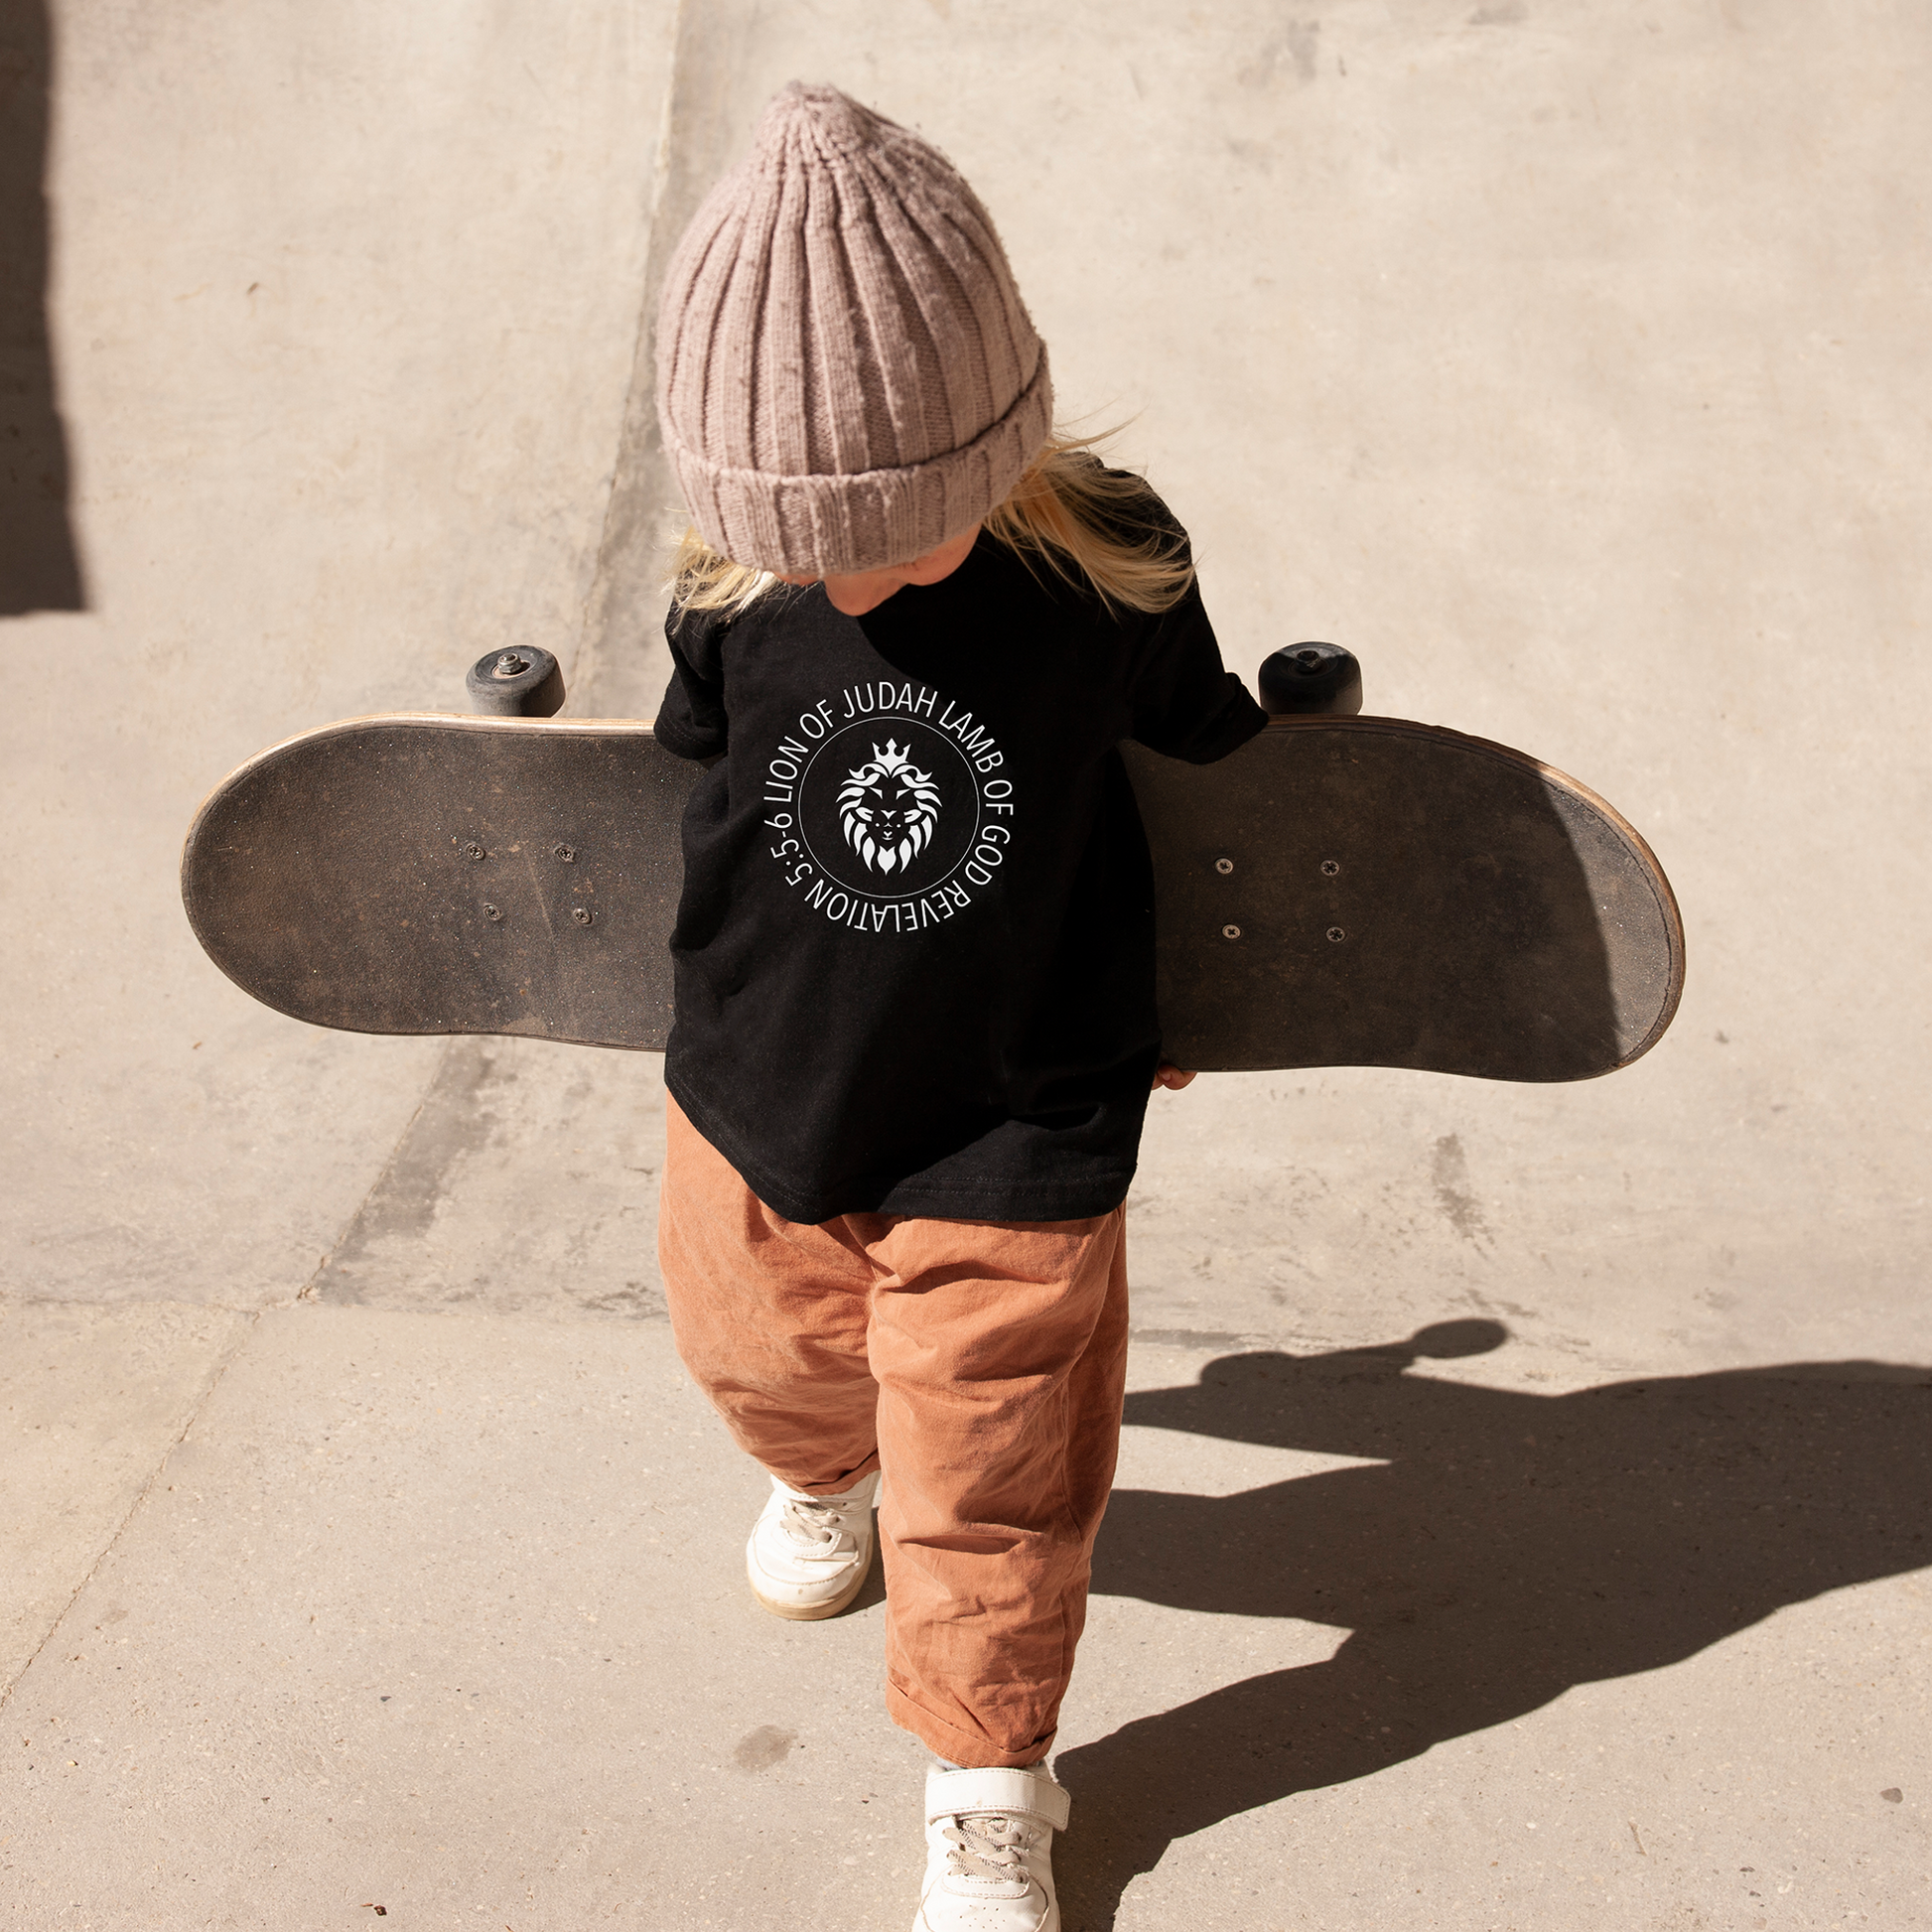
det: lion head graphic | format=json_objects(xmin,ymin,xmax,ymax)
[{"xmin": 837, "ymin": 739, "xmax": 942, "ymax": 877}]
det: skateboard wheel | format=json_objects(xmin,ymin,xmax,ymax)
[
  {"xmin": 466, "ymin": 646, "xmax": 566, "ymax": 717},
  {"xmin": 1259, "ymin": 641, "xmax": 1362, "ymax": 717}
]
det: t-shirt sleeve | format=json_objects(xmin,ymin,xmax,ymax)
[
  {"xmin": 653, "ymin": 608, "xmax": 730, "ymax": 761},
  {"xmin": 1126, "ymin": 575, "xmax": 1269, "ymax": 764}
]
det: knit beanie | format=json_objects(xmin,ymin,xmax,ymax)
[{"xmin": 654, "ymin": 81, "xmax": 1054, "ymax": 577}]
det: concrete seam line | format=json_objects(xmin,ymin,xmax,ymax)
[
  {"xmin": 0, "ymin": 1292, "xmax": 275, "ymax": 1315},
  {"xmin": 572, "ymin": 1, "xmax": 765, "ymax": 711},
  {"xmin": 0, "ymin": 1306, "xmax": 260, "ymax": 1712},
  {"xmin": 291, "ymin": 1035, "xmax": 463, "ymax": 1307},
  {"xmin": 569, "ymin": 0, "xmax": 692, "ymax": 712}
]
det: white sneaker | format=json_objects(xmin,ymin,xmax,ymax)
[
  {"xmin": 744, "ymin": 1470, "xmax": 880, "ymax": 1620},
  {"xmin": 916, "ymin": 1765, "xmax": 1069, "ymax": 1931}
]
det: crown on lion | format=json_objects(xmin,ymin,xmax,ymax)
[{"xmin": 865, "ymin": 739, "xmax": 916, "ymax": 773}]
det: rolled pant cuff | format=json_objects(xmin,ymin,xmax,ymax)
[
  {"xmin": 887, "ymin": 1680, "xmax": 1057, "ymax": 1769},
  {"xmin": 769, "ymin": 1449, "xmax": 882, "ymax": 1496}
]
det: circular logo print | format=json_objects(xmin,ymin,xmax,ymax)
[{"xmin": 797, "ymin": 719, "xmax": 979, "ymax": 898}]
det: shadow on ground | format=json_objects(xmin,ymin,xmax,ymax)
[
  {"xmin": 1, "ymin": 0, "xmax": 85, "ymax": 614},
  {"xmin": 1056, "ymin": 1320, "xmax": 1932, "ymax": 1930}
]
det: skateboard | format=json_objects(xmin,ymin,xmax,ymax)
[{"xmin": 181, "ymin": 647, "xmax": 1683, "ymax": 1080}]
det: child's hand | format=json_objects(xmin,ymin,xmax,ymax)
[{"xmin": 1151, "ymin": 1064, "xmax": 1197, "ymax": 1091}]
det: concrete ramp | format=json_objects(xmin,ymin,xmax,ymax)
[{"xmin": 3, "ymin": 4, "xmax": 1928, "ymax": 1927}]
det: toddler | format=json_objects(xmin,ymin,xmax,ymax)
[{"xmin": 650, "ymin": 81, "xmax": 1267, "ymax": 1930}]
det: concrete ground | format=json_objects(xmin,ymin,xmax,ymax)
[{"xmin": 3, "ymin": 2, "xmax": 1928, "ymax": 1928}]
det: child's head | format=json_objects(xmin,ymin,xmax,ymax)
[
  {"xmin": 655, "ymin": 81, "xmax": 1051, "ymax": 585},
  {"xmin": 657, "ymin": 82, "xmax": 1195, "ymax": 622}
]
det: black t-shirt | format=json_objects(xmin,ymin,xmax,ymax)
[{"xmin": 653, "ymin": 508, "xmax": 1265, "ymax": 1225}]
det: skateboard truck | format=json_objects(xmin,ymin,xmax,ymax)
[
  {"xmin": 465, "ymin": 646, "xmax": 566, "ymax": 718},
  {"xmin": 1260, "ymin": 641, "xmax": 1362, "ymax": 717}
]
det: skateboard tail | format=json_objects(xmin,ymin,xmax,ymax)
[{"xmin": 1122, "ymin": 718, "xmax": 1685, "ymax": 1082}]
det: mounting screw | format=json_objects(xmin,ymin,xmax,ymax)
[
  {"xmin": 572, "ymin": 906, "xmax": 594, "ymax": 926},
  {"xmin": 463, "ymin": 841, "xmax": 485, "ymax": 862},
  {"xmin": 482, "ymin": 902, "xmax": 502, "ymax": 922},
  {"xmin": 1222, "ymin": 923, "xmax": 1242, "ymax": 940},
  {"xmin": 1215, "ymin": 857, "xmax": 1235, "ymax": 875},
  {"xmin": 1327, "ymin": 926, "xmax": 1345, "ymax": 942},
  {"xmin": 1319, "ymin": 859, "xmax": 1340, "ymax": 877},
  {"xmin": 553, "ymin": 843, "xmax": 576, "ymax": 863}
]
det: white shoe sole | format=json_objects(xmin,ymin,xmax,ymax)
[
  {"xmin": 748, "ymin": 1544, "xmax": 874, "ymax": 1620},
  {"xmin": 916, "ymin": 1901, "xmax": 1056, "ymax": 1932}
]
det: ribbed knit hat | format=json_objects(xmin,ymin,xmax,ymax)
[{"xmin": 654, "ymin": 82, "xmax": 1053, "ymax": 576}]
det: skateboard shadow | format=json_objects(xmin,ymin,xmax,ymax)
[
  {"xmin": 1054, "ymin": 1321, "xmax": 1932, "ymax": 1929},
  {"xmin": 1, "ymin": 0, "xmax": 86, "ymax": 616}
]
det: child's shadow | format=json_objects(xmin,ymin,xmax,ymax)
[{"xmin": 1054, "ymin": 1320, "xmax": 1932, "ymax": 1930}]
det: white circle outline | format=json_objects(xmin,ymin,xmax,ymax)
[{"xmin": 794, "ymin": 716, "xmax": 985, "ymax": 901}]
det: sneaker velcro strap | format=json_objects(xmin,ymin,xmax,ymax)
[{"xmin": 925, "ymin": 1767, "xmax": 1070, "ymax": 1833}]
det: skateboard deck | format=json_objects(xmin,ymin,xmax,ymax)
[{"xmin": 182, "ymin": 712, "xmax": 1681, "ymax": 1079}]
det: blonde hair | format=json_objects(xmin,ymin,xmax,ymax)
[{"xmin": 664, "ymin": 431, "xmax": 1196, "ymax": 622}]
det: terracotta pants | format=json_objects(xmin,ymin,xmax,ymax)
[{"xmin": 657, "ymin": 1096, "xmax": 1130, "ymax": 1767}]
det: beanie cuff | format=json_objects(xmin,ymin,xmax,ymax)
[{"xmin": 670, "ymin": 351, "xmax": 1053, "ymax": 578}]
